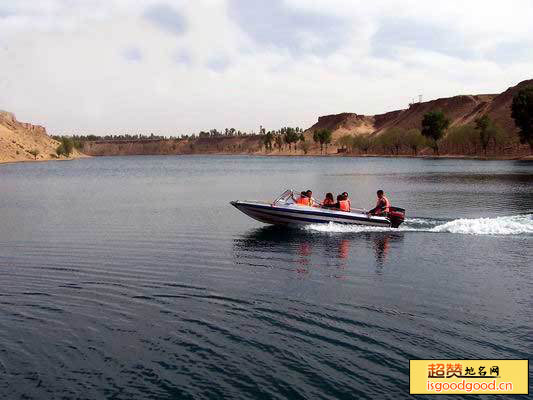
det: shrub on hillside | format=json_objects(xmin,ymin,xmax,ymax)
[
  {"xmin": 56, "ymin": 137, "xmax": 74, "ymax": 157},
  {"xmin": 28, "ymin": 149, "xmax": 40, "ymax": 160}
]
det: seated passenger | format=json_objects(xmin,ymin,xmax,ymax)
[
  {"xmin": 295, "ymin": 191, "xmax": 310, "ymax": 206},
  {"xmin": 342, "ymin": 192, "xmax": 351, "ymax": 209},
  {"xmin": 322, "ymin": 193, "xmax": 335, "ymax": 207},
  {"xmin": 338, "ymin": 193, "xmax": 351, "ymax": 212},
  {"xmin": 330, "ymin": 194, "xmax": 343, "ymax": 210},
  {"xmin": 368, "ymin": 190, "xmax": 390, "ymax": 216},
  {"xmin": 305, "ymin": 190, "xmax": 316, "ymax": 207}
]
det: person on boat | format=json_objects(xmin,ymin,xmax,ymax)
[
  {"xmin": 342, "ymin": 192, "xmax": 351, "ymax": 209},
  {"xmin": 322, "ymin": 193, "xmax": 335, "ymax": 207},
  {"xmin": 368, "ymin": 190, "xmax": 390, "ymax": 216},
  {"xmin": 305, "ymin": 190, "xmax": 317, "ymax": 206},
  {"xmin": 295, "ymin": 191, "xmax": 310, "ymax": 206},
  {"xmin": 338, "ymin": 193, "xmax": 351, "ymax": 212}
]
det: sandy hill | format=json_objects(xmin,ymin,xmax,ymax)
[
  {"xmin": 0, "ymin": 111, "xmax": 80, "ymax": 163},
  {"xmin": 306, "ymin": 79, "xmax": 533, "ymax": 141}
]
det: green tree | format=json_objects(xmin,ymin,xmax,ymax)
[
  {"xmin": 421, "ymin": 110, "xmax": 450, "ymax": 155},
  {"xmin": 300, "ymin": 140, "xmax": 310, "ymax": 154},
  {"xmin": 511, "ymin": 86, "xmax": 533, "ymax": 152},
  {"xmin": 445, "ymin": 125, "xmax": 478, "ymax": 154},
  {"xmin": 404, "ymin": 128, "xmax": 425, "ymax": 156},
  {"xmin": 263, "ymin": 131, "xmax": 274, "ymax": 151},
  {"xmin": 60, "ymin": 137, "xmax": 74, "ymax": 156},
  {"xmin": 313, "ymin": 129, "xmax": 332, "ymax": 154},
  {"xmin": 358, "ymin": 136, "xmax": 371, "ymax": 154},
  {"xmin": 28, "ymin": 149, "xmax": 40, "ymax": 160},
  {"xmin": 283, "ymin": 127, "xmax": 299, "ymax": 151},
  {"xmin": 475, "ymin": 115, "xmax": 503, "ymax": 156},
  {"xmin": 350, "ymin": 135, "xmax": 372, "ymax": 154},
  {"xmin": 376, "ymin": 131, "xmax": 394, "ymax": 154},
  {"xmin": 382, "ymin": 128, "xmax": 403, "ymax": 154},
  {"xmin": 274, "ymin": 134, "xmax": 283, "ymax": 150},
  {"xmin": 313, "ymin": 130, "xmax": 321, "ymax": 152}
]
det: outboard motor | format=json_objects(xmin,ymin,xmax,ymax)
[{"xmin": 388, "ymin": 206, "xmax": 405, "ymax": 228}]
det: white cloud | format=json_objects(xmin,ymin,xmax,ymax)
[{"xmin": 0, "ymin": 0, "xmax": 532, "ymax": 134}]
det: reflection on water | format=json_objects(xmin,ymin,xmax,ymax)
[
  {"xmin": 369, "ymin": 232, "xmax": 403, "ymax": 268},
  {"xmin": 233, "ymin": 226, "xmax": 404, "ymax": 272}
]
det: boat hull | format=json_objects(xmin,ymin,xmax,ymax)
[{"xmin": 230, "ymin": 201, "xmax": 392, "ymax": 227}]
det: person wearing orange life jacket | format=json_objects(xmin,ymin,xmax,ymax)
[
  {"xmin": 295, "ymin": 191, "xmax": 310, "ymax": 206},
  {"xmin": 368, "ymin": 189, "xmax": 390, "ymax": 216},
  {"xmin": 342, "ymin": 192, "xmax": 351, "ymax": 209},
  {"xmin": 338, "ymin": 193, "xmax": 351, "ymax": 212},
  {"xmin": 296, "ymin": 190, "xmax": 315, "ymax": 206},
  {"xmin": 305, "ymin": 190, "xmax": 317, "ymax": 207},
  {"xmin": 322, "ymin": 193, "xmax": 335, "ymax": 207}
]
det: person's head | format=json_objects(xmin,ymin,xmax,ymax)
[
  {"xmin": 337, "ymin": 194, "xmax": 343, "ymax": 201},
  {"xmin": 325, "ymin": 192, "xmax": 334, "ymax": 201},
  {"xmin": 377, "ymin": 189, "xmax": 384, "ymax": 198},
  {"xmin": 306, "ymin": 190, "xmax": 312, "ymax": 197},
  {"xmin": 301, "ymin": 191, "xmax": 307, "ymax": 197},
  {"xmin": 342, "ymin": 192, "xmax": 349, "ymax": 200}
]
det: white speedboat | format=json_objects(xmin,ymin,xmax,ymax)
[{"xmin": 231, "ymin": 190, "xmax": 405, "ymax": 228}]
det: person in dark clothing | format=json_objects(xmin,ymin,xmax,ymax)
[{"xmin": 368, "ymin": 190, "xmax": 391, "ymax": 216}]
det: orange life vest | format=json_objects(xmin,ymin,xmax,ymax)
[
  {"xmin": 323, "ymin": 198, "xmax": 335, "ymax": 206},
  {"xmin": 339, "ymin": 200, "xmax": 350, "ymax": 211},
  {"xmin": 376, "ymin": 196, "xmax": 390, "ymax": 214},
  {"xmin": 296, "ymin": 196, "xmax": 310, "ymax": 206}
]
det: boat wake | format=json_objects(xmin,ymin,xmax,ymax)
[{"xmin": 305, "ymin": 214, "xmax": 533, "ymax": 236}]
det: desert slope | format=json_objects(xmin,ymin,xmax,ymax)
[
  {"xmin": 306, "ymin": 79, "xmax": 533, "ymax": 141},
  {"xmin": 0, "ymin": 111, "xmax": 82, "ymax": 163}
]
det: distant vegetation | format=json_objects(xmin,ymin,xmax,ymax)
[
  {"xmin": 421, "ymin": 110, "xmax": 450, "ymax": 155},
  {"xmin": 511, "ymin": 86, "xmax": 533, "ymax": 151},
  {"xmin": 53, "ymin": 88, "xmax": 533, "ymax": 158},
  {"xmin": 52, "ymin": 126, "xmax": 310, "ymax": 156},
  {"xmin": 335, "ymin": 111, "xmax": 515, "ymax": 157},
  {"xmin": 313, "ymin": 129, "xmax": 332, "ymax": 153},
  {"xmin": 263, "ymin": 127, "xmax": 305, "ymax": 152},
  {"xmin": 55, "ymin": 137, "xmax": 74, "ymax": 157},
  {"xmin": 52, "ymin": 126, "xmax": 304, "ymax": 143},
  {"xmin": 28, "ymin": 149, "xmax": 40, "ymax": 160}
]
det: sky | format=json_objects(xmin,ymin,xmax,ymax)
[{"xmin": 0, "ymin": 0, "xmax": 532, "ymax": 135}]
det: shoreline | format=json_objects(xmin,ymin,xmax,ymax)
[
  {"xmin": 2, "ymin": 153, "xmax": 532, "ymax": 164},
  {"xmin": 0, "ymin": 154, "xmax": 90, "ymax": 165},
  {"xmin": 237, "ymin": 153, "xmax": 533, "ymax": 161},
  {"xmin": 1, "ymin": 152, "xmax": 531, "ymax": 165}
]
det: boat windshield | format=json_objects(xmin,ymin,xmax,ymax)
[{"xmin": 272, "ymin": 189, "xmax": 295, "ymax": 205}]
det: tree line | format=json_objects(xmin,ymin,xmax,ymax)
[
  {"xmin": 49, "ymin": 86, "xmax": 533, "ymax": 156},
  {"xmin": 262, "ymin": 127, "xmax": 305, "ymax": 151},
  {"xmin": 337, "ymin": 118, "xmax": 509, "ymax": 157},
  {"xmin": 52, "ymin": 126, "xmax": 304, "ymax": 143}
]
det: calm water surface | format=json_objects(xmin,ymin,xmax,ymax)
[{"xmin": 1, "ymin": 156, "xmax": 532, "ymax": 399}]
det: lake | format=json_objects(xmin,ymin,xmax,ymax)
[{"xmin": 1, "ymin": 155, "xmax": 532, "ymax": 399}]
